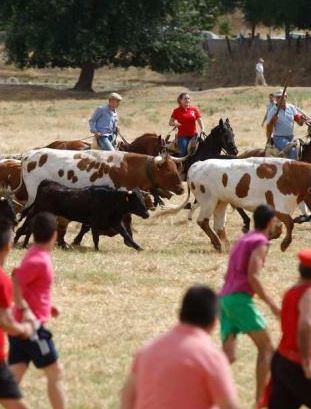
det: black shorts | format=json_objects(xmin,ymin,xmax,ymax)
[
  {"xmin": 269, "ymin": 351, "xmax": 311, "ymax": 409},
  {"xmin": 0, "ymin": 361, "xmax": 22, "ymax": 399},
  {"xmin": 9, "ymin": 326, "xmax": 58, "ymax": 369}
]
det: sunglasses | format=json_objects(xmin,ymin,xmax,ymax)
[{"xmin": 183, "ymin": 97, "xmax": 191, "ymax": 100}]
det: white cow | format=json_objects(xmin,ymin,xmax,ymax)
[{"xmin": 159, "ymin": 157, "xmax": 311, "ymax": 252}]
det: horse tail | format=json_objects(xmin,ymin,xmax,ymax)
[{"xmin": 153, "ymin": 185, "xmax": 190, "ymax": 218}]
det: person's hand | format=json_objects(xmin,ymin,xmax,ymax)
[
  {"xmin": 51, "ymin": 305, "xmax": 61, "ymax": 318},
  {"xmin": 20, "ymin": 322, "xmax": 33, "ymax": 339},
  {"xmin": 94, "ymin": 131, "xmax": 102, "ymax": 139},
  {"xmin": 174, "ymin": 121, "xmax": 181, "ymax": 128},
  {"xmin": 22, "ymin": 308, "xmax": 37, "ymax": 327}
]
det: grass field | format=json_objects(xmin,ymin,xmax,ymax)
[{"xmin": 1, "ymin": 69, "xmax": 311, "ymax": 408}]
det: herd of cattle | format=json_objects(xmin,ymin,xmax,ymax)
[{"xmin": 1, "ymin": 120, "xmax": 311, "ymax": 252}]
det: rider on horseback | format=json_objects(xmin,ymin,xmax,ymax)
[
  {"xmin": 169, "ymin": 93, "xmax": 205, "ymax": 157},
  {"xmin": 267, "ymin": 90, "xmax": 305, "ymax": 159},
  {"xmin": 89, "ymin": 92, "xmax": 122, "ymax": 150}
]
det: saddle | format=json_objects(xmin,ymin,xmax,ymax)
[{"xmin": 264, "ymin": 138, "xmax": 303, "ymax": 160}]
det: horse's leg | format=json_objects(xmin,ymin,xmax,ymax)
[
  {"xmin": 237, "ymin": 207, "xmax": 251, "ymax": 233},
  {"xmin": 213, "ymin": 201, "xmax": 229, "ymax": 250},
  {"xmin": 274, "ymin": 212, "xmax": 294, "ymax": 252},
  {"xmin": 197, "ymin": 199, "xmax": 222, "ymax": 252}
]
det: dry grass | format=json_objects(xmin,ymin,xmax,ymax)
[{"xmin": 1, "ymin": 73, "xmax": 311, "ymax": 408}]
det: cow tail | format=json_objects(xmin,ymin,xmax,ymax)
[{"xmin": 153, "ymin": 185, "xmax": 191, "ymax": 218}]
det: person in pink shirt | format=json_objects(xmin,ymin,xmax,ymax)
[
  {"xmin": 121, "ymin": 285, "xmax": 240, "ymax": 409},
  {"xmin": 9, "ymin": 213, "xmax": 66, "ymax": 409},
  {"xmin": 219, "ymin": 205, "xmax": 280, "ymax": 406}
]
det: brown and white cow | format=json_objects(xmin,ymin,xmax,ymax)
[
  {"xmin": 18, "ymin": 148, "xmax": 184, "ymax": 209},
  {"xmin": 0, "ymin": 159, "xmax": 26, "ymax": 204},
  {"xmin": 159, "ymin": 157, "xmax": 311, "ymax": 252}
]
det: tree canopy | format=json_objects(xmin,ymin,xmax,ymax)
[{"xmin": 3, "ymin": 0, "xmax": 216, "ymax": 91}]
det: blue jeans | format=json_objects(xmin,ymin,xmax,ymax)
[
  {"xmin": 274, "ymin": 135, "xmax": 296, "ymax": 159},
  {"xmin": 97, "ymin": 134, "xmax": 115, "ymax": 151},
  {"xmin": 177, "ymin": 136, "xmax": 193, "ymax": 157}
]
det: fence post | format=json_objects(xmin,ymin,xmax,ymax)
[
  {"xmin": 267, "ymin": 34, "xmax": 273, "ymax": 52},
  {"xmin": 225, "ymin": 36, "xmax": 233, "ymax": 58}
]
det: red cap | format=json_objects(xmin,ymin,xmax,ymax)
[{"xmin": 298, "ymin": 249, "xmax": 311, "ymax": 268}]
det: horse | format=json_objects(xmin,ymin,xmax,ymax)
[{"xmin": 42, "ymin": 133, "xmax": 165, "ymax": 157}]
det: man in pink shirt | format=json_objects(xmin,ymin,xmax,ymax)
[
  {"xmin": 9, "ymin": 213, "xmax": 66, "ymax": 409},
  {"xmin": 219, "ymin": 205, "xmax": 280, "ymax": 406},
  {"xmin": 121, "ymin": 285, "xmax": 240, "ymax": 409}
]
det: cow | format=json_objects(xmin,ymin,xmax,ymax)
[
  {"xmin": 17, "ymin": 148, "xmax": 184, "ymax": 210},
  {"xmin": 0, "ymin": 159, "xmax": 26, "ymax": 204},
  {"xmin": 0, "ymin": 190, "xmax": 17, "ymax": 227},
  {"xmin": 71, "ymin": 191, "xmax": 154, "ymax": 246},
  {"xmin": 15, "ymin": 181, "xmax": 150, "ymax": 251},
  {"xmin": 157, "ymin": 158, "xmax": 311, "ymax": 252}
]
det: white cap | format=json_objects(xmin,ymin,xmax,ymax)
[
  {"xmin": 274, "ymin": 89, "xmax": 287, "ymax": 97},
  {"xmin": 109, "ymin": 92, "xmax": 122, "ymax": 101},
  {"xmin": 258, "ymin": 58, "xmax": 264, "ymax": 63}
]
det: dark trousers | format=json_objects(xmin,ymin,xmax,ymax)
[{"xmin": 269, "ymin": 352, "xmax": 311, "ymax": 409}]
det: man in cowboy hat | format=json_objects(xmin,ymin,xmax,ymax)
[
  {"xmin": 89, "ymin": 92, "xmax": 122, "ymax": 150},
  {"xmin": 255, "ymin": 58, "xmax": 267, "ymax": 86},
  {"xmin": 266, "ymin": 89, "xmax": 305, "ymax": 159}
]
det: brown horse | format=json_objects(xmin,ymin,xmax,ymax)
[
  {"xmin": 45, "ymin": 140, "xmax": 91, "ymax": 150},
  {"xmin": 42, "ymin": 133, "xmax": 165, "ymax": 156}
]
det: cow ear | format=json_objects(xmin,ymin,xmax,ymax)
[
  {"xmin": 219, "ymin": 118, "xmax": 224, "ymax": 126},
  {"xmin": 225, "ymin": 118, "xmax": 229, "ymax": 123}
]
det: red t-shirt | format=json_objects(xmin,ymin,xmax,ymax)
[
  {"xmin": 0, "ymin": 267, "xmax": 13, "ymax": 361},
  {"xmin": 171, "ymin": 106, "xmax": 201, "ymax": 137}
]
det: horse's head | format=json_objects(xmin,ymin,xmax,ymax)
[{"xmin": 211, "ymin": 118, "xmax": 238, "ymax": 156}]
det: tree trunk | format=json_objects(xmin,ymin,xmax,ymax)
[
  {"xmin": 251, "ymin": 23, "xmax": 256, "ymax": 38},
  {"xmin": 285, "ymin": 23, "xmax": 291, "ymax": 40},
  {"xmin": 73, "ymin": 63, "xmax": 95, "ymax": 92}
]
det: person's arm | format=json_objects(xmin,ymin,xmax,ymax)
[
  {"xmin": 11, "ymin": 270, "xmax": 37, "ymax": 326},
  {"xmin": 89, "ymin": 108, "xmax": 102, "ymax": 134},
  {"xmin": 197, "ymin": 117, "xmax": 205, "ymax": 133},
  {"xmin": 0, "ymin": 307, "xmax": 32, "ymax": 337},
  {"xmin": 169, "ymin": 116, "xmax": 181, "ymax": 128},
  {"xmin": 248, "ymin": 244, "xmax": 280, "ymax": 317},
  {"xmin": 207, "ymin": 353, "xmax": 241, "ymax": 409},
  {"xmin": 298, "ymin": 288, "xmax": 311, "ymax": 378},
  {"xmin": 120, "ymin": 372, "xmax": 136, "ymax": 409}
]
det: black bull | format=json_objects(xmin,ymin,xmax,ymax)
[{"xmin": 15, "ymin": 181, "xmax": 150, "ymax": 251}]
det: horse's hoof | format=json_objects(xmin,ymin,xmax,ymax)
[
  {"xmin": 293, "ymin": 215, "xmax": 311, "ymax": 224},
  {"xmin": 280, "ymin": 241, "xmax": 290, "ymax": 252}
]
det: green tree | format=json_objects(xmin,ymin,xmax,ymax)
[{"xmin": 3, "ymin": 0, "xmax": 210, "ymax": 91}]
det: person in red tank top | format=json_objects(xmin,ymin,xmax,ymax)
[
  {"xmin": 0, "ymin": 220, "xmax": 32, "ymax": 409},
  {"xmin": 169, "ymin": 93, "xmax": 205, "ymax": 156},
  {"xmin": 266, "ymin": 248, "xmax": 311, "ymax": 409}
]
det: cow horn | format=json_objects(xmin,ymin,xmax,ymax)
[{"xmin": 170, "ymin": 154, "xmax": 190, "ymax": 163}]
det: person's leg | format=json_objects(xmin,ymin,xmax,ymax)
[
  {"xmin": 0, "ymin": 362, "xmax": 27, "ymax": 409},
  {"xmin": 248, "ymin": 329, "xmax": 274, "ymax": 404},
  {"xmin": 222, "ymin": 334, "xmax": 238, "ymax": 363},
  {"xmin": 177, "ymin": 137, "xmax": 189, "ymax": 157},
  {"xmin": 97, "ymin": 135, "xmax": 115, "ymax": 151},
  {"xmin": 42, "ymin": 362, "xmax": 66, "ymax": 409},
  {"xmin": 8, "ymin": 365, "xmax": 28, "ymax": 384},
  {"xmin": 268, "ymin": 352, "xmax": 302, "ymax": 409}
]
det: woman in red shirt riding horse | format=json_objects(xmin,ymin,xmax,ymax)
[{"xmin": 169, "ymin": 93, "xmax": 205, "ymax": 156}]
